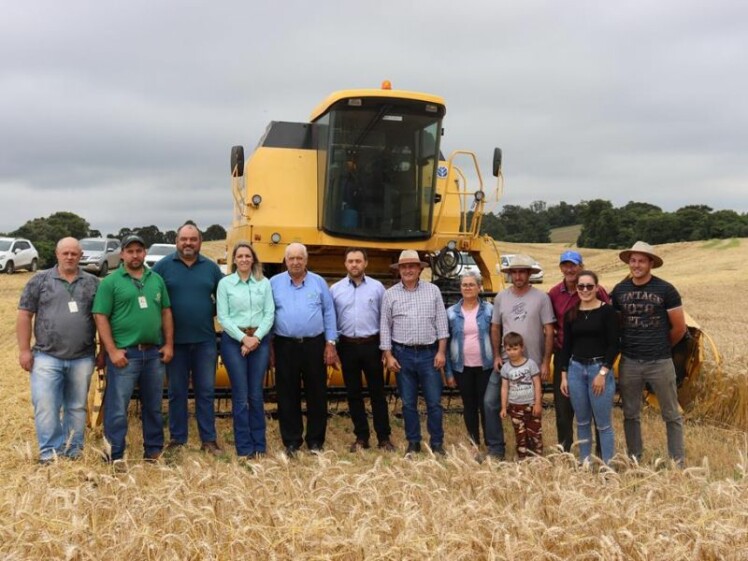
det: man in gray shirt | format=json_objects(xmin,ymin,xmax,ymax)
[
  {"xmin": 17, "ymin": 237, "xmax": 100, "ymax": 463},
  {"xmin": 483, "ymin": 254, "xmax": 555, "ymax": 459}
]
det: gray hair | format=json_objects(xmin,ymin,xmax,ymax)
[
  {"xmin": 285, "ymin": 242, "xmax": 308, "ymax": 259},
  {"xmin": 460, "ymin": 270, "xmax": 482, "ymax": 285}
]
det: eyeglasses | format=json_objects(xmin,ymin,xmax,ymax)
[{"xmin": 577, "ymin": 283, "xmax": 596, "ymax": 291}]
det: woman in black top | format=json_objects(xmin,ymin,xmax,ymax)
[{"xmin": 559, "ymin": 270, "xmax": 620, "ymax": 464}]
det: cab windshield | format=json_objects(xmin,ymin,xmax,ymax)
[{"xmin": 319, "ymin": 101, "xmax": 442, "ymax": 240}]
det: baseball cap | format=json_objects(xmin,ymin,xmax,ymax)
[
  {"xmin": 121, "ymin": 234, "xmax": 146, "ymax": 248},
  {"xmin": 559, "ymin": 250, "xmax": 582, "ymax": 265}
]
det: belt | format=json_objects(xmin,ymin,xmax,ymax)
[
  {"xmin": 275, "ymin": 333, "xmax": 324, "ymax": 344},
  {"xmin": 393, "ymin": 341, "xmax": 436, "ymax": 350},
  {"xmin": 339, "ymin": 334, "xmax": 379, "ymax": 345},
  {"xmin": 127, "ymin": 343, "xmax": 158, "ymax": 351},
  {"xmin": 571, "ymin": 355, "xmax": 604, "ymax": 365},
  {"xmin": 240, "ymin": 327, "xmax": 258, "ymax": 337}
]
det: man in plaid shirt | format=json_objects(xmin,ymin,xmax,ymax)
[{"xmin": 380, "ymin": 250, "xmax": 451, "ymax": 456}]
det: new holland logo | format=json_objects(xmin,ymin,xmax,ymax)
[{"xmin": 437, "ymin": 166, "xmax": 448, "ymax": 178}]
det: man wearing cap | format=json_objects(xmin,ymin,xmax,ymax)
[
  {"xmin": 93, "ymin": 235, "xmax": 174, "ymax": 463},
  {"xmin": 548, "ymin": 250, "xmax": 609, "ymax": 453},
  {"xmin": 152, "ymin": 222, "xmax": 224, "ymax": 456},
  {"xmin": 485, "ymin": 254, "xmax": 555, "ymax": 459},
  {"xmin": 270, "ymin": 242, "xmax": 339, "ymax": 455},
  {"xmin": 380, "ymin": 250, "xmax": 451, "ymax": 456},
  {"xmin": 330, "ymin": 248, "xmax": 395, "ymax": 452},
  {"xmin": 17, "ymin": 237, "xmax": 100, "ymax": 463},
  {"xmin": 611, "ymin": 241, "xmax": 687, "ymax": 465}
]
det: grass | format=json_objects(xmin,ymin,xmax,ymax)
[
  {"xmin": 549, "ymin": 224, "xmax": 582, "ymax": 245},
  {"xmin": 1, "ymin": 239, "xmax": 748, "ymax": 559}
]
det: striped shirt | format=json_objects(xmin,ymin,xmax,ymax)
[{"xmin": 380, "ymin": 280, "xmax": 449, "ymax": 350}]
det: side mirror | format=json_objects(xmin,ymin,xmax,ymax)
[
  {"xmin": 231, "ymin": 146, "xmax": 245, "ymax": 177},
  {"xmin": 492, "ymin": 147, "xmax": 502, "ymax": 177}
]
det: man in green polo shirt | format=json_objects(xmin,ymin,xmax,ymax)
[{"xmin": 93, "ymin": 234, "xmax": 174, "ymax": 463}]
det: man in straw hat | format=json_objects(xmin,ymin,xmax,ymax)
[
  {"xmin": 380, "ymin": 250, "xmax": 451, "ymax": 456},
  {"xmin": 485, "ymin": 254, "xmax": 555, "ymax": 460},
  {"xmin": 611, "ymin": 241, "xmax": 687, "ymax": 466}
]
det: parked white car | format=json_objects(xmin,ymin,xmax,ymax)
[
  {"xmin": 0, "ymin": 237, "xmax": 39, "ymax": 274},
  {"xmin": 79, "ymin": 238, "xmax": 121, "ymax": 276},
  {"xmin": 145, "ymin": 244, "xmax": 176, "ymax": 268},
  {"xmin": 500, "ymin": 254, "xmax": 544, "ymax": 284}
]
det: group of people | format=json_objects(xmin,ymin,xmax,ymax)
[{"xmin": 17, "ymin": 227, "xmax": 687, "ymax": 467}]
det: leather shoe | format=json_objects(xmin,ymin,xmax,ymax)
[
  {"xmin": 377, "ymin": 439, "xmax": 396, "ymax": 452},
  {"xmin": 164, "ymin": 440, "xmax": 184, "ymax": 452},
  {"xmin": 200, "ymin": 441, "xmax": 222, "ymax": 456},
  {"xmin": 349, "ymin": 439, "xmax": 370, "ymax": 452},
  {"xmin": 431, "ymin": 444, "xmax": 446, "ymax": 456},
  {"xmin": 144, "ymin": 450, "xmax": 162, "ymax": 463},
  {"xmin": 405, "ymin": 441, "xmax": 421, "ymax": 455}
]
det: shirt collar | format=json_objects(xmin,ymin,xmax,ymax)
[
  {"xmin": 347, "ymin": 274, "xmax": 367, "ymax": 287},
  {"xmin": 230, "ymin": 272, "xmax": 258, "ymax": 285}
]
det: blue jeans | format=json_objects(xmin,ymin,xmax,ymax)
[
  {"xmin": 567, "ymin": 359, "xmax": 616, "ymax": 464},
  {"xmin": 393, "ymin": 343, "xmax": 444, "ymax": 447},
  {"xmin": 30, "ymin": 352, "xmax": 94, "ymax": 460},
  {"xmin": 104, "ymin": 347, "xmax": 165, "ymax": 460},
  {"xmin": 166, "ymin": 340, "xmax": 218, "ymax": 444},
  {"xmin": 483, "ymin": 370, "xmax": 507, "ymax": 457},
  {"xmin": 221, "ymin": 333, "xmax": 269, "ymax": 455}
]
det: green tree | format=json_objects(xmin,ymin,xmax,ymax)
[
  {"xmin": 203, "ymin": 224, "xmax": 227, "ymax": 241},
  {"xmin": 11, "ymin": 212, "xmax": 92, "ymax": 267}
]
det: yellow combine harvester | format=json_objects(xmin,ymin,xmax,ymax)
[{"xmin": 219, "ymin": 82, "xmax": 505, "ymax": 391}]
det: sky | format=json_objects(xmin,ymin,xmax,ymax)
[{"xmin": 2, "ymin": 0, "xmax": 747, "ymax": 236}]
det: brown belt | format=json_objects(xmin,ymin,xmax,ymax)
[
  {"xmin": 339, "ymin": 334, "xmax": 379, "ymax": 345},
  {"xmin": 240, "ymin": 327, "xmax": 258, "ymax": 337}
]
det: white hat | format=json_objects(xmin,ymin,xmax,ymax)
[{"xmin": 500, "ymin": 254, "xmax": 542, "ymax": 274}]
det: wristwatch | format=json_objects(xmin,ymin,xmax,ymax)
[
  {"xmin": 326, "ymin": 340, "xmax": 337, "ymax": 346},
  {"xmin": 597, "ymin": 369, "xmax": 608, "ymax": 377}
]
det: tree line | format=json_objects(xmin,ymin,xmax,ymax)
[
  {"xmin": 477, "ymin": 200, "xmax": 748, "ymax": 248},
  {"xmin": 2, "ymin": 212, "xmax": 226, "ymax": 268}
]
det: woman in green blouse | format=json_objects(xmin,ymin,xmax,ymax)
[{"xmin": 217, "ymin": 242, "xmax": 275, "ymax": 458}]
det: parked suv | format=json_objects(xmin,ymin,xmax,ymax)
[
  {"xmin": 79, "ymin": 238, "xmax": 121, "ymax": 276},
  {"xmin": 144, "ymin": 243, "xmax": 176, "ymax": 268},
  {"xmin": 0, "ymin": 237, "xmax": 39, "ymax": 274}
]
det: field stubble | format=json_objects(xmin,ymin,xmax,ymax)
[{"xmin": 1, "ymin": 240, "xmax": 747, "ymax": 560}]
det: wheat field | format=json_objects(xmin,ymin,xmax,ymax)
[{"xmin": 1, "ymin": 240, "xmax": 746, "ymax": 560}]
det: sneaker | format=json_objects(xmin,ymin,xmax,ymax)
[
  {"xmin": 377, "ymin": 439, "xmax": 396, "ymax": 452},
  {"xmin": 349, "ymin": 439, "xmax": 370, "ymax": 452},
  {"xmin": 284, "ymin": 445, "xmax": 299, "ymax": 458},
  {"xmin": 200, "ymin": 441, "xmax": 222, "ymax": 456},
  {"xmin": 405, "ymin": 441, "xmax": 421, "ymax": 455},
  {"xmin": 431, "ymin": 444, "xmax": 446, "ymax": 456}
]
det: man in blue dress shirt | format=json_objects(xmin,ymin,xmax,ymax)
[
  {"xmin": 270, "ymin": 243, "xmax": 339, "ymax": 455},
  {"xmin": 330, "ymin": 248, "xmax": 394, "ymax": 453}
]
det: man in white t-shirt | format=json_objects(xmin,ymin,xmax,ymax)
[{"xmin": 483, "ymin": 254, "xmax": 555, "ymax": 459}]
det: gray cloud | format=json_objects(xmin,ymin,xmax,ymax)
[{"xmin": 2, "ymin": 0, "xmax": 746, "ymax": 235}]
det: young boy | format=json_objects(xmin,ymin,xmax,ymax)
[{"xmin": 499, "ymin": 332, "xmax": 543, "ymax": 459}]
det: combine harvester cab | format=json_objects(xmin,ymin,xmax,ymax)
[{"xmin": 221, "ymin": 81, "xmax": 505, "ymax": 394}]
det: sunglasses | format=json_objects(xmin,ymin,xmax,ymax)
[{"xmin": 577, "ymin": 283, "xmax": 596, "ymax": 291}]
